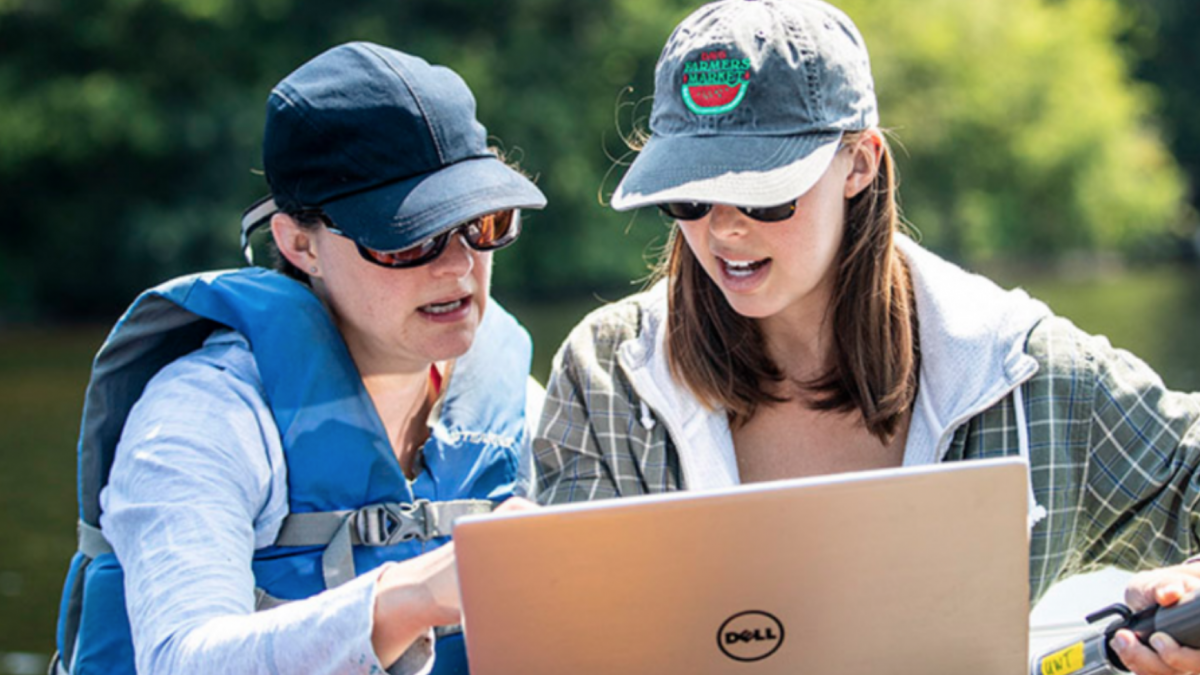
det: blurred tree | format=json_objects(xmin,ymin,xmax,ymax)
[
  {"xmin": 840, "ymin": 0, "xmax": 1186, "ymax": 261},
  {"xmin": 0, "ymin": 0, "xmax": 693, "ymax": 321},
  {"xmin": 0, "ymin": 0, "xmax": 1190, "ymax": 321},
  {"xmin": 1118, "ymin": 0, "xmax": 1200, "ymax": 226}
]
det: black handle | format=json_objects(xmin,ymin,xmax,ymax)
[
  {"xmin": 1144, "ymin": 596, "xmax": 1200, "ymax": 648},
  {"xmin": 1091, "ymin": 595, "xmax": 1200, "ymax": 671}
]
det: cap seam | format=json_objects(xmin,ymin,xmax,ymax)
[
  {"xmin": 339, "ymin": 179, "xmax": 542, "ymax": 251},
  {"xmin": 391, "ymin": 184, "xmax": 524, "ymax": 230},
  {"xmin": 613, "ymin": 133, "xmax": 843, "ymax": 208},
  {"xmin": 360, "ymin": 43, "xmax": 446, "ymax": 165},
  {"xmin": 634, "ymin": 131, "xmax": 841, "ymax": 174},
  {"xmin": 316, "ymin": 152, "xmax": 496, "ymax": 215},
  {"xmin": 268, "ymin": 85, "xmax": 384, "ymax": 209}
]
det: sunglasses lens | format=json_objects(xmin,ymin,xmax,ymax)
[
  {"xmin": 740, "ymin": 200, "xmax": 797, "ymax": 222},
  {"xmin": 360, "ymin": 234, "xmax": 446, "ymax": 268},
  {"xmin": 658, "ymin": 202, "xmax": 712, "ymax": 221},
  {"xmin": 340, "ymin": 209, "xmax": 520, "ymax": 269},
  {"xmin": 463, "ymin": 209, "xmax": 520, "ymax": 250}
]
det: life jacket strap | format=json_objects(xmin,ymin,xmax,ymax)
[
  {"xmin": 275, "ymin": 499, "xmax": 495, "ymax": 547},
  {"xmin": 274, "ymin": 499, "xmax": 496, "ymax": 588},
  {"xmin": 253, "ymin": 587, "xmax": 290, "ymax": 611},
  {"xmin": 77, "ymin": 520, "xmax": 112, "ymax": 559}
]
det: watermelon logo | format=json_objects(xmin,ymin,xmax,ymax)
[{"xmin": 681, "ymin": 49, "xmax": 752, "ymax": 116}]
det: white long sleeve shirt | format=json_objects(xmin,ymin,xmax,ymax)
[{"xmin": 101, "ymin": 328, "xmax": 543, "ymax": 675}]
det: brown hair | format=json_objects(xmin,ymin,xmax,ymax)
[{"xmin": 654, "ymin": 131, "xmax": 919, "ymax": 443}]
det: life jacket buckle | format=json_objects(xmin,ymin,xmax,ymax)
[{"xmin": 353, "ymin": 501, "xmax": 430, "ymax": 546}]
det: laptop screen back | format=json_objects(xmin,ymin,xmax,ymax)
[{"xmin": 455, "ymin": 458, "xmax": 1030, "ymax": 675}]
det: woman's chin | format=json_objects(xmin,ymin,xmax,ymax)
[{"xmin": 719, "ymin": 292, "xmax": 780, "ymax": 321}]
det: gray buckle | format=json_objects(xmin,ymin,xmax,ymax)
[{"xmin": 353, "ymin": 501, "xmax": 430, "ymax": 546}]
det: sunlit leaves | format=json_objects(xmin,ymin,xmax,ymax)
[{"xmin": 841, "ymin": 0, "xmax": 1185, "ymax": 259}]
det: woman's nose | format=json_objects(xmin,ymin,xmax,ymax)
[
  {"xmin": 707, "ymin": 204, "xmax": 749, "ymax": 239},
  {"xmin": 428, "ymin": 232, "xmax": 475, "ymax": 277}
]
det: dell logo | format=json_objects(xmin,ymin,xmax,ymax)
[
  {"xmin": 725, "ymin": 627, "xmax": 780, "ymax": 644},
  {"xmin": 717, "ymin": 610, "xmax": 785, "ymax": 662}
]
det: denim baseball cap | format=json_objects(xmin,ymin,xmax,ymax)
[
  {"xmin": 611, "ymin": 0, "xmax": 878, "ymax": 211},
  {"xmin": 240, "ymin": 42, "xmax": 546, "ymax": 255}
]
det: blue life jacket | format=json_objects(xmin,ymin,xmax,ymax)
[{"xmin": 53, "ymin": 268, "xmax": 531, "ymax": 675}]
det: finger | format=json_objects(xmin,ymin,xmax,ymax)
[
  {"xmin": 1128, "ymin": 586, "xmax": 1160, "ymax": 612},
  {"xmin": 1148, "ymin": 631, "xmax": 1200, "ymax": 674},
  {"xmin": 1128, "ymin": 574, "xmax": 1164, "ymax": 610},
  {"xmin": 1127, "ymin": 569, "xmax": 1195, "ymax": 611},
  {"xmin": 1179, "ymin": 573, "xmax": 1200, "ymax": 596},
  {"xmin": 1112, "ymin": 629, "xmax": 1176, "ymax": 675},
  {"xmin": 495, "ymin": 496, "xmax": 540, "ymax": 512},
  {"xmin": 1127, "ymin": 570, "xmax": 1200, "ymax": 611},
  {"xmin": 1155, "ymin": 582, "xmax": 1187, "ymax": 608}
]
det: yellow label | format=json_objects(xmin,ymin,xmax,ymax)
[{"xmin": 1040, "ymin": 642, "xmax": 1085, "ymax": 675}]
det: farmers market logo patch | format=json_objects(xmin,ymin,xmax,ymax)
[{"xmin": 681, "ymin": 49, "xmax": 751, "ymax": 115}]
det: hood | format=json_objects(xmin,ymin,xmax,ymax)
[
  {"xmin": 897, "ymin": 235, "xmax": 1051, "ymax": 464},
  {"xmin": 620, "ymin": 236, "xmax": 1052, "ymax": 492}
]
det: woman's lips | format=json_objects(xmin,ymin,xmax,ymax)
[
  {"xmin": 717, "ymin": 256, "xmax": 771, "ymax": 292},
  {"xmin": 418, "ymin": 294, "xmax": 472, "ymax": 322}
]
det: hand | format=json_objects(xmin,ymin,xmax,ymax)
[
  {"xmin": 370, "ymin": 496, "xmax": 540, "ymax": 665},
  {"xmin": 494, "ymin": 495, "xmax": 541, "ymax": 514},
  {"xmin": 1111, "ymin": 563, "xmax": 1200, "ymax": 675},
  {"xmin": 371, "ymin": 542, "xmax": 462, "ymax": 666}
]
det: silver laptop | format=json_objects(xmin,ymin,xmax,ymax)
[{"xmin": 454, "ymin": 457, "xmax": 1030, "ymax": 675}]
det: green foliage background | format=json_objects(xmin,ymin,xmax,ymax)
[{"xmin": 0, "ymin": 0, "xmax": 1195, "ymax": 322}]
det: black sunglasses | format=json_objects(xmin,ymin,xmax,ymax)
[
  {"xmin": 657, "ymin": 199, "xmax": 798, "ymax": 223},
  {"xmin": 320, "ymin": 209, "xmax": 521, "ymax": 269}
]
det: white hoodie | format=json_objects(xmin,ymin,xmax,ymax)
[{"xmin": 615, "ymin": 235, "xmax": 1052, "ymax": 526}]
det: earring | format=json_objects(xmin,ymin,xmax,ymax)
[{"xmin": 308, "ymin": 266, "xmax": 318, "ymax": 274}]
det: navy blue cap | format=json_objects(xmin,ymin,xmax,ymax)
[{"xmin": 242, "ymin": 42, "xmax": 546, "ymax": 254}]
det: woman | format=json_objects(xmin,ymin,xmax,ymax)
[
  {"xmin": 54, "ymin": 42, "xmax": 544, "ymax": 675},
  {"xmin": 533, "ymin": 2, "xmax": 1200, "ymax": 673}
]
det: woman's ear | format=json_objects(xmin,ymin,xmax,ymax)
[
  {"xmin": 844, "ymin": 130, "xmax": 884, "ymax": 200},
  {"xmin": 270, "ymin": 213, "xmax": 320, "ymax": 275}
]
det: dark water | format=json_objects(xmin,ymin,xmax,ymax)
[{"xmin": 1, "ymin": 266, "xmax": 1197, "ymax": 672}]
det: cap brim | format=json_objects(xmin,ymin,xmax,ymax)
[
  {"xmin": 321, "ymin": 155, "xmax": 547, "ymax": 251},
  {"xmin": 610, "ymin": 131, "xmax": 843, "ymax": 211}
]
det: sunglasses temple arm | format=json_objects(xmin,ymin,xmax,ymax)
[{"xmin": 240, "ymin": 196, "xmax": 279, "ymax": 265}]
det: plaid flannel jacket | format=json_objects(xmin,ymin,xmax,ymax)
[{"xmin": 534, "ymin": 292, "xmax": 1200, "ymax": 603}]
